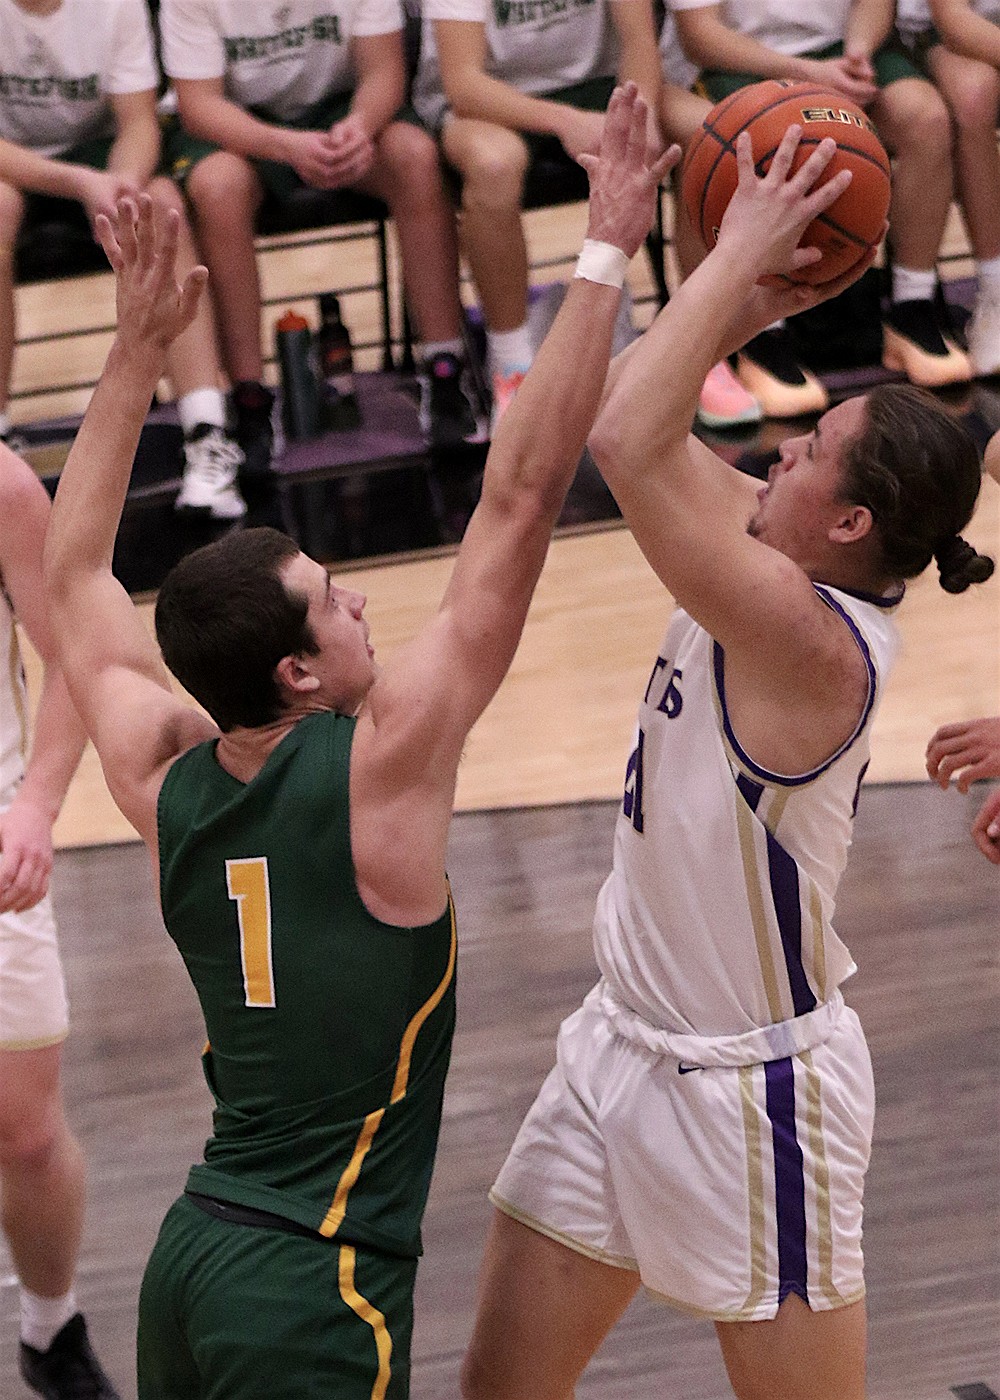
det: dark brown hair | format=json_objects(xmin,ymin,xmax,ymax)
[
  {"xmin": 840, "ymin": 384, "xmax": 994, "ymax": 592},
  {"xmin": 154, "ymin": 527, "xmax": 319, "ymax": 731}
]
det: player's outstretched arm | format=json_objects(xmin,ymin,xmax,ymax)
[
  {"xmin": 350, "ymin": 86, "xmax": 677, "ymax": 922},
  {"xmin": 0, "ymin": 451, "xmax": 87, "ymax": 914},
  {"xmin": 42, "ymin": 196, "xmax": 216, "ymax": 845}
]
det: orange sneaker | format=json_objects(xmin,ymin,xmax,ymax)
[
  {"xmin": 490, "ymin": 366, "xmax": 528, "ymax": 434},
  {"xmin": 696, "ymin": 361, "xmax": 762, "ymax": 430}
]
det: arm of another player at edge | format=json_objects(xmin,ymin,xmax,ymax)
[
  {"xmin": 589, "ymin": 130, "xmax": 859, "ymax": 672},
  {"xmin": 42, "ymin": 198, "xmax": 217, "ymax": 846}
]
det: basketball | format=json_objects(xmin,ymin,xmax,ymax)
[{"xmin": 681, "ymin": 80, "xmax": 891, "ymax": 285}]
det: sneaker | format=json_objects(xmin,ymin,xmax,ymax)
[
  {"xmin": 490, "ymin": 365, "xmax": 528, "ymax": 434},
  {"xmin": 882, "ymin": 298, "xmax": 972, "ymax": 387},
  {"xmin": 736, "ymin": 329, "xmax": 829, "ymax": 419},
  {"xmin": 417, "ymin": 352, "xmax": 487, "ymax": 448},
  {"xmin": 230, "ymin": 380, "xmax": 277, "ymax": 480},
  {"xmin": 20, "ymin": 1313, "xmax": 121, "ymax": 1400},
  {"xmin": 966, "ymin": 286, "xmax": 1000, "ymax": 377},
  {"xmin": 176, "ymin": 424, "xmax": 247, "ymax": 520},
  {"xmin": 696, "ymin": 360, "xmax": 762, "ymax": 430}
]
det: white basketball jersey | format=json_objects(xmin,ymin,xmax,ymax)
[
  {"xmin": 593, "ymin": 584, "xmax": 900, "ymax": 1039},
  {"xmin": 0, "ymin": 584, "xmax": 28, "ymax": 797}
]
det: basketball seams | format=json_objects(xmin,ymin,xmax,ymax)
[{"xmin": 682, "ymin": 80, "xmax": 891, "ymax": 279}]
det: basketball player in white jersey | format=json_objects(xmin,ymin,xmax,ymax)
[
  {"xmin": 0, "ymin": 445, "xmax": 120, "ymax": 1398},
  {"xmin": 460, "ymin": 131, "xmax": 994, "ymax": 1399}
]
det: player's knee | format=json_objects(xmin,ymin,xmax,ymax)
[
  {"xmin": 460, "ymin": 148, "xmax": 526, "ymax": 216},
  {"xmin": 0, "ymin": 1104, "xmax": 60, "ymax": 1170},
  {"xmin": 186, "ymin": 154, "xmax": 258, "ymax": 221},
  {"xmin": 887, "ymin": 83, "xmax": 952, "ymax": 159},
  {"xmin": 946, "ymin": 77, "xmax": 1000, "ymax": 138}
]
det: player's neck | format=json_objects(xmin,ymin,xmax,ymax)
[{"xmin": 214, "ymin": 718, "xmax": 301, "ymax": 785}]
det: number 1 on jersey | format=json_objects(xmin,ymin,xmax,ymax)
[{"xmin": 226, "ymin": 857, "xmax": 276, "ymax": 1008}]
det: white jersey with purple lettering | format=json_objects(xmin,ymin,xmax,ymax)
[{"xmin": 593, "ymin": 583, "xmax": 901, "ymax": 1042}]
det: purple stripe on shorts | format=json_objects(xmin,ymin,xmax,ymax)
[{"xmin": 764, "ymin": 1057, "xmax": 809, "ymax": 1305}]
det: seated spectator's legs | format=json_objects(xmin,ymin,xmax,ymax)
[
  {"xmin": 872, "ymin": 70, "xmax": 972, "ymax": 385},
  {"xmin": 354, "ymin": 118, "xmax": 484, "ymax": 446},
  {"xmin": 0, "ymin": 182, "xmax": 24, "ymax": 447},
  {"xmin": 182, "ymin": 149, "xmax": 277, "ymax": 490},
  {"xmin": 927, "ymin": 44, "xmax": 1000, "ymax": 374},
  {"xmin": 441, "ymin": 115, "xmax": 533, "ymax": 424},
  {"xmin": 183, "ymin": 151, "xmax": 266, "ymax": 387}
]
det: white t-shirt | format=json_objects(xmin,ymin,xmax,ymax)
[
  {"xmin": 898, "ymin": 0, "xmax": 1000, "ymax": 30},
  {"xmin": 413, "ymin": 0, "xmax": 620, "ymax": 130},
  {"xmin": 160, "ymin": 0, "xmax": 402, "ymax": 121},
  {"xmin": 659, "ymin": 10, "xmax": 697, "ymax": 88},
  {"xmin": 668, "ymin": 0, "xmax": 853, "ymax": 58},
  {"xmin": 0, "ymin": 0, "xmax": 158, "ymax": 157}
]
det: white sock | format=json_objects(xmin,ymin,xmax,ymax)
[
  {"xmin": 419, "ymin": 338, "xmax": 464, "ymax": 365},
  {"xmin": 20, "ymin": 1285, "xmax": 77, "ymax": 1352},
  {"xmin": 488, "ymin": 323, "xmax": 533, "ymax": 375},
  {"xmin": 765, "ymin": 319, "xmax": 786, "ymax": 333},
  {"xmin": 976, "ymin": 253, "xmax": 1000, "ymax": 295},
  {"xmin": 892, "ymin": 265, "xmax": 936, "ymax": 305},
  {"xmin": 0, "ymin": 410, "xmax": 11, "ymax": 436},
  {"xmin": 177, "ymin": 388, "xmax": 227, "ymax": 437}
]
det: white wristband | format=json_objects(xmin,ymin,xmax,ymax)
[{"xmin": 574, "ymin": 239, "xmax": 630, "ymax": 288}]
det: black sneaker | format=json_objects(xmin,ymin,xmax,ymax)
[
  {"xmin": 230, "ymin": 380, "xmax": 277, "ymax": 480},
  {"xmin": 20, "ymin": 1314, "xmax": 121, "ymax": 1400},
  {"xmin": 882, "ymin": 299, "xmax": 972, "ymax": 387},
  {"xmin": 418, "ymin": 353, "xmax": 487, "ymax": 449},
  {"xmin": 736, "ymin": 328, "xmax": 828, "ymax": 419}
]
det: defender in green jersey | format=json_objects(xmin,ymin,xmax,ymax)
[{"xmin": 41, "ymin": 86, "xmax": 677, "ymax": 1399}]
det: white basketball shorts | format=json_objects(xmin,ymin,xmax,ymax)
[
  {"xmin": 491, "ymin": 981, "xmax": 874, "ymax": 1322},
  {"xmin": 0, "ymin": 886, "xmax": 68, "ymax": 1050}
]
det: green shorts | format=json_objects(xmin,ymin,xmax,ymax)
[
  {"xmin": 137, "ymin": 1193, "xmax": 419, "ymax": 1400},
  {"xmin": 169, "ymin": 94, "xmax": 422, "ymax": 199},
  {"xmin": 521, "ymin": 74, "xmax": 615, "ymax": 163},
  {"xmin": 22, "ymin": 122, "xmax": 185, "ymax": 235},
  {"xmin": 700, "ymin": 37, "xmax": 922, "ymax": 103}
]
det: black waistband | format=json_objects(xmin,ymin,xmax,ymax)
[{"xmin": 186, "ymin": 1191, "xmax": 323, "ymax": 1240}]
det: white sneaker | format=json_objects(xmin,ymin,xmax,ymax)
[
  {"xmin": 176, "ymin": 426, "xmax": 247, "ymax": 520},
  {"xmin": 967, "ymin": 286, "xmax": 1000, "ymax": 377}
]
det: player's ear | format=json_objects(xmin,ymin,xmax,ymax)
[
  {"xmin": 274, "ymin": 653, "xmax": 321, "ymax": 696},
  {"xmin": 829, "ymin": 503, "xmax": 874, "ymax": 546}
]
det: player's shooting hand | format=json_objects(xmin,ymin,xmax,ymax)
[
  {"xmin": 925, "ymin": 715, "xmax": 1000, "ymax": 791},
  {"xmin": 715, "ymin": 126, "xmax": 853, "ymax": 283},
  {"xmin": 578, "ymin": 83, "xmax": 680, "ymax": 260},
  {"xmin": 972, "ymin": 786, "xmax": 1000, "ymax": 865},
  {"xmin": 95, "ymin": 194, "xmax": 207, "ymax": 355},
  {"xmin": 0, "ymin": 795, "xmax": 53, "ymax": 914}
]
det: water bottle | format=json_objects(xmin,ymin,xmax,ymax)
[
  {"xmin": 275, "ymin": 309, "xmax": 319, "ymax": 440},
  {"xmin": 317, "ymin": 293, "xmax": 361, "ymax": 430}
]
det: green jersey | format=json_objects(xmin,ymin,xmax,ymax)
[{"xmin": 156, "ymin": 710, "xmax": 456, "ymax": 1259}]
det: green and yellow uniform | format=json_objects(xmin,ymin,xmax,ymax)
[{"xmin": 137, "ymin": 710, "xmax": 456, "ymax": 1400}]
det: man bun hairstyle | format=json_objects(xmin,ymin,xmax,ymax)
[
  {"xmin": 154, "ymin": 527, "xmax": 319, "ymax": 732},
  {"xmin": 933, "ymin": 533, "xmax": 995, "ymax": 594},
  {"xmin": 840, "ymin": 384, "xmax": 995, "ymax": 590}
]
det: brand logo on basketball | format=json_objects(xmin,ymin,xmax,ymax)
[{"xmin": 800, "ymin": 105, "xmax": 875, "ymax": 133}]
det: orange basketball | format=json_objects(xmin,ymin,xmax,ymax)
[{"xmin": 681, "ymin": 80, "xmax": 891, "ymax": 286}]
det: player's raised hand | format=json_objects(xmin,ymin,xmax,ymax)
[
  {"xmin": 716, "ymin": 126, "xmax": 853, "ymax": 282},
  {"xmin": 95, "ymin": 194, "xmax": 207, "ymax": 355},
  {"xmin": 578, "ymin": 82, "xmax": 680, "ymax": 261}
]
